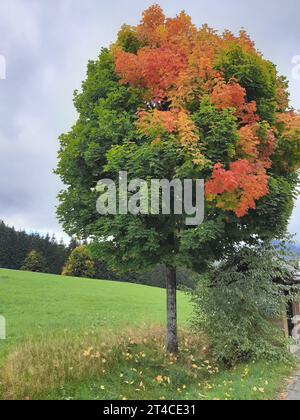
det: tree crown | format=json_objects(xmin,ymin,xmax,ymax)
[{"xmin": 56, "ymin": 5, "xmax": 300, "ymax": 273}]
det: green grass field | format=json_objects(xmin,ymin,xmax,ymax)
[
  {"xmin": 0, "ymin": 269, "xmax": 294, "ymax": 400},
  {"xmin": 0, "ymin": 268, "xmax": 191, "ymax": 361}
]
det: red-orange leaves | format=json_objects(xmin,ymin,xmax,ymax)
[
  {"xmin": 163, "ymin": 12, "xmax": 197, "ymax": 56},
  {"xmin": 237, "ymin": 125, "xmax": 260, "ymax": 158},
  {"xmin": 136, "ymin": 109, "xmax": 178, "ymax": 140},
  {"xmin": 177, "ymin": 110, "xmax": 199, "ymax": 147},
  {"xmin": 137, "ymin": 6, "xmax": 196, "ymax": 53},
  {"xmin": 205, "ymin": 160, "xmax": 269, "ymax": 217},
  {"xmin": 276, "ymin": 111, "xmax": 300, "ymax": 136},
  {"xmin": 136, "ymin": 108, "xmax": 205, "ymax": 165},
  {"xmin": 211, "ymin": 79, "xmax": 245, "ymax": 110},
  {"xmin": 275, "ymin": 112, "xmax": 300, "ymax": 172},
  {"xmin": 115, "ymin": 47, "xmax": 186, "ymax": 102},
  {"xmin": 211, "ymin": 79, "xmax": 259, "ymax": 124},
  {"xmin": 237, "ymin": 123, "xmax": 275, "ymax": 167},
  {"xmin": 165, "ymin": 12, "xmax": 196, "ymax": 40},
  {"xmin": 115, "ymin": 50, "xmax": 142, "ymax": 87},
  {"xmin": 137, "ymin": 109, "xmax": 199, "ymax": 146},
  {"xmin": 136, "ymin": 4, "xmax": 165, "ymax": 46}
]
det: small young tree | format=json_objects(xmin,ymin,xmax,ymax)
[
  {"xmin": 62, "ymin": 246, "xmax": 96, "ymax": 279},
  {"xmin": 56, "ymin": 6, "xmax": 300, "ymax": 353},
  {"xmin": 21, "ymin": 250, "xmax": 47, "ymax": 273},
  {"xmin": 192, "ymin": 243, "xmax": 299, "ymax": 365}
]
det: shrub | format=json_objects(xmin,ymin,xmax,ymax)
[
  {"xmin": 21, "ymin": 250, "xmax": 48, "ymax": 273},
  {"xmin": 191, "ymin": 243, "xmax": 298, "ymax": 366},
  {"xmin": 62, "ymin": 246, "xmax": 95, "ymax": 278}
]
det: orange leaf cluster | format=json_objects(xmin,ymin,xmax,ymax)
[
  {"xmin": 136, "ymin": 5, "xmax": 166, "ymax": 46},
  {"xmin": 115, "ymin": 47, "xmax": 187, "ymax": 102},
  {"xmin": 211, "ymin": 79, "xmax": 259, "ymax": 125},
  {"xmin": 276, "ymin": 111, "xmax": 300, "ymax": 136},
  {"xmin": 237, "ymin": 123, "xmax": 275, "ymax": 165},
  {"xmin": 177, "ymin": 110, "xmax": 199, "ymax": 147},
  {"xmin": 136, "ymin": 109, "xmax": 178, "ymax": 137},
  {"xmin": 237, "ymin": 125, "xmax": 260, "ymax": 158},
  {"xmin": 114, "ymin": 6, "xmax": 254, "ymax": 107},
  {"xmin": 205, "ymin": 160, "xmax": 269, "ymax": 217},
  {"xmin": 261, "ymin": 129, "xmax": 276, "ymax": 168},
  {"xmin": 137, "ymin": 109, "xmax": 200, "ymax": 149}
]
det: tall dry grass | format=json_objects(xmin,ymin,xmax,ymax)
[{"xmin": 0, "ymin": 326, "xmax": 205, "ymax": 400}]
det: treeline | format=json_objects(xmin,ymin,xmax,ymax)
[
  {"xmin": 0, "ymin": 221, "xmax": 195, "ymax": 289},
  {"xmin": 0, "ymin": 221, "xmax": 72, "ymax": 274}
]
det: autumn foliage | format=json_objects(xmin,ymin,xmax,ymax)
[
  {"xmin": 205, "ymin": 161, "xmax": 269, "ymax": 217},
  {"xmin": 210, "ymin": 79, "xmax": 259, "ymax": 125},
  {"xmin": 113, "ymin": 5, "xmax": 300, "ymax": 218}
]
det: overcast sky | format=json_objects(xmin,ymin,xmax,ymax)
[{"xmin": 0, "ymin": 0, "xmax": 299, "ymax": 242}]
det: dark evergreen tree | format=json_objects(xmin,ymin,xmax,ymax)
[
  {"xmin": 21, "ymin": 250, "xmax": 48, "ymax": 273},
  {"xmin": 0, "ymin": 221, "xmax": 68, "ymax": 274}
]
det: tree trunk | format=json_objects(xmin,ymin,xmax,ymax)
[{"xmin": 166, "ymin": 265, "xmax": 178, "ymax": 354}]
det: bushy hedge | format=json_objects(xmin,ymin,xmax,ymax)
[{"xmin": 191, "ymin": 243, "xmax": 299, "ymax": 366}]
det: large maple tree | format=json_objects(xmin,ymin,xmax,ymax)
[{"xmin": 56, "ymin": 5, "xmax": 300, "ymax": 353}]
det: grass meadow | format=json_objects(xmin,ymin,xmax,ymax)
[{"xmin": 0, "ymin": 269, "xmax": 294, "ymax": 400}]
